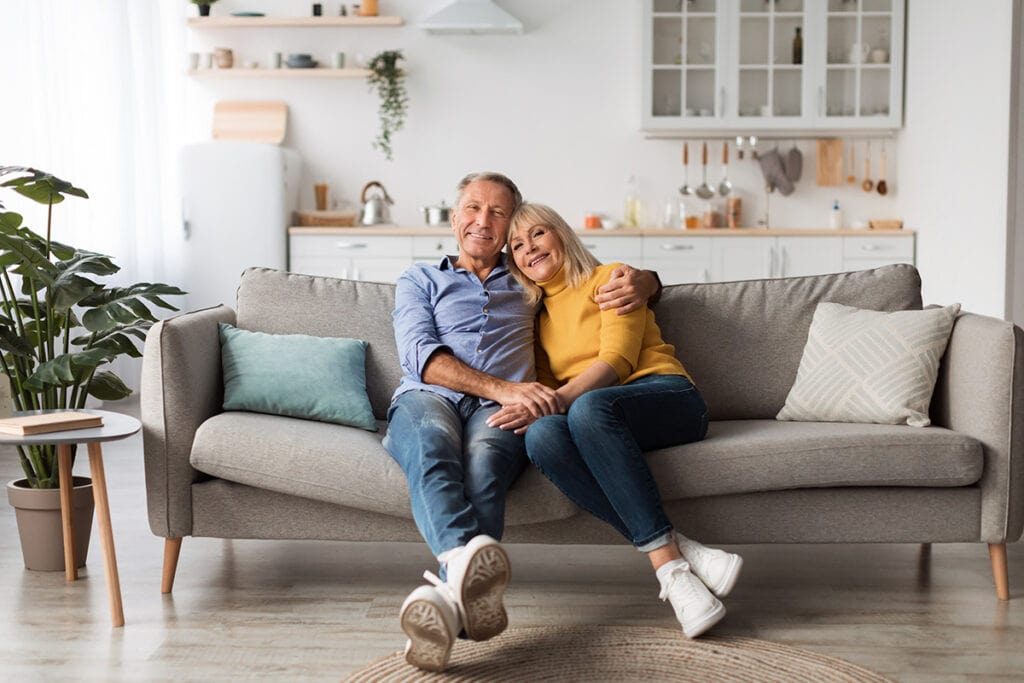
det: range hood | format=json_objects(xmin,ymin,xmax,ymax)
[{"xmin": 419, "ymin": 0, "xmax": 524, "ymax": 35}]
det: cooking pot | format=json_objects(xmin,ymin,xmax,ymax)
[
  {"xmin": 359, "ymin": 181, "xmax": 394, "ymax": 225},
  {"xmin": 420, "ymin": 200, "xmax": 452, "ymax": 226}
]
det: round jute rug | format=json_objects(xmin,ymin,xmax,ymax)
[{"xmin": 343, "ymin": 625, "xmax": 891, "ymax": 682}]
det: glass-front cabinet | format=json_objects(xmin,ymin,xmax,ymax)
[{"xmin": 642, "ymin": 0, "xmax": 904, "ymax": 132}]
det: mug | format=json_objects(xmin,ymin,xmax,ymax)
[
  {"xmin": 200, "ymin": 53, "xmax": 213, "ymax": 69},
  {"xmin": 214, "ymin": 47, "xmax": 233, "ymax": 69},
  {"xmin": 271, "ymin": 51, "xmax": 282, "ymax": 68},
  {"xmin": 188, "ymin": 52, "xmax": 199, "ymax": 70},
  {"xmin": 314, "ymin": 183, "xmax": 329, "ymax": 211},
  {"xmin": 333, "ymin": 51, "xmax": 346, "ymax": 69},
  {"xmin": 849, "ymin": 42, "xmax": 870, "ymax": 64},
  {"xmin": 870, "ymin": 48, "xmax": 889, "ymax": 64}
]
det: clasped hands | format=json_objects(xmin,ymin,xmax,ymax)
[{"xmin": 487, "ymin": 382, "xmax": 564, "ymax": 435}]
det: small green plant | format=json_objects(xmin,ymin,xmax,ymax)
[
  {"xmin": 0, "ymin": 166, "xmax": 185, "ymax": 488},
  {"xmin": 367, "ymin": 50, "xmax": 409, "ymax": 162}
]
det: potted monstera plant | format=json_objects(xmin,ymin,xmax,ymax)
[{"xmin": 0, "ymin": 166, "xmax": 184, "ymax": 570}]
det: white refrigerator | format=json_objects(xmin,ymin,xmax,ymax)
[{"xmin": 179, "ymin": 142, "xmax": 302, "ymax": 312}]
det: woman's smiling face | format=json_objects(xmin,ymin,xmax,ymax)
[{"xmin": 509, "ymin": 222, "xmax": 565, "ymax": 283}]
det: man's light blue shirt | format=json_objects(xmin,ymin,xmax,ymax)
[{"xmin": 391, "ymin": 254, "xmax": 540, "ymax": 407}]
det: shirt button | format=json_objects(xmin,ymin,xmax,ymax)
[
  {"xmin": 477, "ymin": 348, "xmax": 482, "ymax": 353},
  {"xmin": 483, "ymin": 308, "xmax": 489, "ymax": 313}
]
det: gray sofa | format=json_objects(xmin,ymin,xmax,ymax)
[{"xmin": 141, "ymin": 264, "xmax": 1023, "ymax": 599}]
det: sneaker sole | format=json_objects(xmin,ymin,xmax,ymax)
[
  {"xmin": 709, "ymin": 554, "xmax": 743, "ymax": 598},
  {"xmin": 400, "ymin": 599, "xmax": 453, "ymax": 672},
  {"xmin": 459, "ymin": 543, "xmax": 510, "ymax": 641},
  {"xmin": 682, "ymin": 599, "xmax": 726, "ymax": 639}
]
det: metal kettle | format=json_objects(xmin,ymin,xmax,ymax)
[{"xmin": 359, "ymin": 181, "xmax": 394, "ymax": 225}]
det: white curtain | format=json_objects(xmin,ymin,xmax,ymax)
[{"xmin": 0, "ymin": 1, "xmax": 187, "ymax": 394}]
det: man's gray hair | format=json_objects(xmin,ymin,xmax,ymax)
[{"xmin": 455, "ymin": 172, "xmax": 523, "ymax": 212}]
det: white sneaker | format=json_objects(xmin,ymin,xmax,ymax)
[
  {"xmin": 438, "ymin": 535, "xmax": 511, "ymax": 641},
  {"xmin": 657, "ymin": 560, "xmax": 726, "ymax": 638},
  {"xmin": 399, "ymin": 584, "xmax": 460, "ymax": 672},
  {"xmin": 676, "ymin": 533, "xmax": 743, "ymax": 598}
]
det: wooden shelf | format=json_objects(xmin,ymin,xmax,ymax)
[
  {"xmin": 189, "ymin": 68, "xmax": 371, "ymax": 79},
  {"xmin": 187, "ymin": 16, "xmax": 403, "ymax": 28}
]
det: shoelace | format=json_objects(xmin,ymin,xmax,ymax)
[
  {"xmin": 658, "ymin": 564, "xmax": 696, "ymax": 602},
  {"xmin": 423, "ymin": 570, "xmax": 461, "ymax": 613}
]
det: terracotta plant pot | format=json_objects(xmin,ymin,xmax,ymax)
[{"xmin": 6, "ymin": 476, "xmax": 94, "ymax": 571}]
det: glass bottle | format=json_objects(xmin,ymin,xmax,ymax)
[
  {"xmin": 623, "ymin": 174, "xmax": 640, "ymax": 228},
  {"xmin": 792, "ymin": 27, "xmax": 803, "ymax": 65}
]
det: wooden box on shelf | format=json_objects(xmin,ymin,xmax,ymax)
[
  {"xmin": 294, "ymin": 210, "xmax": 357, "ymax": 227},
  {"xmin": 869, "ymin": 219, "xmax": 904, "ymax": 230}
]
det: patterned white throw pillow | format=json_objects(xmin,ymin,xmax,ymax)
[{"xmin": 777, "ymin": 302, "xmax": 961, "ymax": 427}]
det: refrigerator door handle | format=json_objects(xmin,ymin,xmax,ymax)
[{"xmin": 183, "ymin": 218, "xmax": 191, "ymax": 240}]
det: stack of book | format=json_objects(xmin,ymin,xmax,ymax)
[{"xmin": 0, "ymin": 411, "xmax": 104, "ymax": 436}]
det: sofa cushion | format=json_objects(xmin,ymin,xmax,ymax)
[
  {"xmin": 654, "ymin": 264, "xmax": 923, "ymax": 420},
  {"xmin": 219, "ymin": 323, "xmax": 377, "ymax": 431},
  {"xmin": 646, "ymin": 419, "xmax": 983, "ymax": 502},
  {"xmin": 777, "ymin": 303, "xmax": 960, "ymax": 427},
  {"xmin": 235, "ymin": 269, "xmax": 402, "ymax": 420},
  {"xmin": 189, "ymin": 411, "xmax": 580, "ymax": 526}
]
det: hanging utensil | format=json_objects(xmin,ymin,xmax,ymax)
[
  {"xmin": 678, "ymin": 142, "xmax": 693, "ymax": 196},
  {"xmin": 785, "ymin": 140, "xmax": 803, "ymax": 182},
  {"xmin": 846, "ymin": 141, "xmax": 856, "ymax": 185},
  {"xmin": 876, "ymin": 140, "xmax": 888, "ymax": 195},
  {"xmin": 695, "ymin": 141, "xmax": 715, "ymax": 199},
  {"xmin": 735, "ymin": 135, "xmax": 745, "ymax": 161},
  {"xmin": 750, "ymin": 135, "xmax": 759, "ymax": 161},
  {"xmin": 861, "ymin": 141, "xmax": 874, "ymax": 192},
  {"xmin": 718, "ymin": 141, "xmax": 732, "ymax": 196}
]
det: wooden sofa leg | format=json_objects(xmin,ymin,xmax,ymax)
[
  {"xmin": 989, "ymin": 543, "xmax": 1009, "ymax": 601},
  {"xmin": 162, "ymin": 537, "xmax": 183, "ymax": 594}
]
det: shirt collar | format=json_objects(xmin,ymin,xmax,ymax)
[{"xmin": 440, "ymin": 253, "xmax": 509, "ymax": 277}]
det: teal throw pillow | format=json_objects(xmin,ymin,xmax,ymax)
[{"xmin": 219, "ymin": 323, "xmax": 378, "ymax": 431}]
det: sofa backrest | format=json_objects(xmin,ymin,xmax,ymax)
[
  {"xmin": 236, "ymin": 268, "xmax": 402, "ymax": 419},
  {"xmin": 654, "ymin": 263, "xmax": 922, "ymax": 420},
  {"xmin": 235, "ymin": 264, "xmax": 922, "ymax": 422}
]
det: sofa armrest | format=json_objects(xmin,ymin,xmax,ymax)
[
  {"xmin": 141, "ymin": 305, "xmax": 236, "ymax": 538},
  {"xmin": 932, "ymin": 312, "xmax": 1024, "ymax": 543}
]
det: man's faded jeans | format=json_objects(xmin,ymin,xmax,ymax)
[{"xmin": 384, "ymin": 390, "xmax": 528, "ymax": 560}]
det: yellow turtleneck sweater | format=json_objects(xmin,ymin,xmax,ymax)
[{"xmin": 535, "ymin": 263, "xmax": 690, "ymax": 388}]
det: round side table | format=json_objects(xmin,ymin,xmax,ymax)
[{"xmin": 1, "ymin": 409, "xmax": 141, "ymax": 627}]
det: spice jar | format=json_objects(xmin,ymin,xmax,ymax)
[{"xmin": 726, "ymin": 197, "xmax": 742, "ymax": 228}]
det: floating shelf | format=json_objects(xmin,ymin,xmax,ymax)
[
  {"xmin": 187, "ymin": 16, "xmax": 403, "ymax": 28},
  {"xmin": 188, "ymin": 68, "xmax": 372, "ymax": 79}
]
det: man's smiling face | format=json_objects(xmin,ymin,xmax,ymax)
[{"xmin": 451, "ymin": 180, "xmax": 514, "ymax": 266}]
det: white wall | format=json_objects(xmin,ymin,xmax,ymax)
[
  {"xmin": 186, "ymin": 0, "xmax": 1014, "ymax": 314},
  {"xmin": 899, "ymin": 0, "xmax": 1013, "ymax": 316}
]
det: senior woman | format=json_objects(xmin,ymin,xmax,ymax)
[{"xmin": 487, "ymin": 202, "xmax": 743, "ymax": 638}]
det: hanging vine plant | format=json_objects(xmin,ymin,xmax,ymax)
[{"xmin": 366, "ymin": 50, "xmax": 409, "ymax": 162}]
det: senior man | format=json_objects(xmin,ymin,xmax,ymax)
[{"xmin": 384, "ymin": 171, "xmax": 659, "ymax": 671}]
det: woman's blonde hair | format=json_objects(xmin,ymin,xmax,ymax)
[{"xmin": 507, "ymin": 203, "xmax": 601, "ymax": 305}]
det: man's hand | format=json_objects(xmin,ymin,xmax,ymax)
[
  {"xmin": 486, "ymin": 403, "xmax": 538, "ymax": 435},
  {"xmin": 493, "ymin": 381, "xmax": 564, "ymax": 418},
  {"xmin": 594, "ymin": 265, "xmax": 661, "ymax": 315}
]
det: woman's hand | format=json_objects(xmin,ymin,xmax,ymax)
[
  {"xmin": 486, "ymin": 403, "xmax": 540, "ymax": 435},
  {"xmin": 493, "ymin": 381, "xmax": 563, "ymax": 418}
]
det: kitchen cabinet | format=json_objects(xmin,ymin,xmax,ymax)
[
  {"xmin": 642, "ymin": 235, "xmax": 712, "ymax": 284},
  {"xmin": 642, "ymin": 0, "xmax": 905, "ymax": 132},
  {"xmin": 289, "ymin": 228, "xmax": 914, "ymax": 285},
  {"xmin": 289, "ymin": 232, "xmax": 411, "ymax": 282}
]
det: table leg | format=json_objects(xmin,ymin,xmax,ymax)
[
  {"xmin": 57, "ymin": 444, "xmax": 77, "ymax": 582},
  {"xmin": 88, "ymin": 442, "xmax": 124, "ymax": 627}
]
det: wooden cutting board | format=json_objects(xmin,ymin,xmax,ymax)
[
  {"xmin": 212, "ymin": 101, "xmax": 288, "ymax": 144},
  {"xmin": 815, "ymin": 138, "xmax": 844, "ymax": 186}
]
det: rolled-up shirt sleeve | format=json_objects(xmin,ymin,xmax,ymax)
[{"xmin": 393, "ymin": 271, "xmax": 449, "ymax": 381}]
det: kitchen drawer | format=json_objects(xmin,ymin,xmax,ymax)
[
  {"xmin": 290, "ymin": 234, "xmax": 412, "ymax": 259},
  {"xmin": 642, "ymin": 236, "xmax": 711, "ymax": 261},
  {"xmin": 842, "ymin": 236, "xmax": 914, "ymax": 261},
  {"xmin": 412, "ymin": 235, "xmax": 459, "ymax": 259},
  {"xmin": 575, "ymin": 234, "xmax": 643, "ymax": 263}
]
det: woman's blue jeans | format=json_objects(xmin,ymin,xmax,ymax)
[
  {"xmin": 384, "ymin": 391, "xmax": 528, "ymax": 560},
  {"xmin": 525, "ymin": 374, "xmax": 708, "ymax": 551}
]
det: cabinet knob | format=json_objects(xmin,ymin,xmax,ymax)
[
  {"xmin": 583, "ymin": 243, "xmax": 598, "ymax": 250},
  {"xmin": 334, "ymin": 242, "xmax": 368, "ymax": 250},
  {"xmin": 661, "ymin": 243, "xmax": 694, "ymax": 251},
  {"xmin": 860, "ymin": 243, "xmax": 881, "ymax": 252}
]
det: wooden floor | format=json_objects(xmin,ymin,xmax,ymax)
[{"xmin": 2, "ymin": 403, "xmax": 1022, "ymax": 681}]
